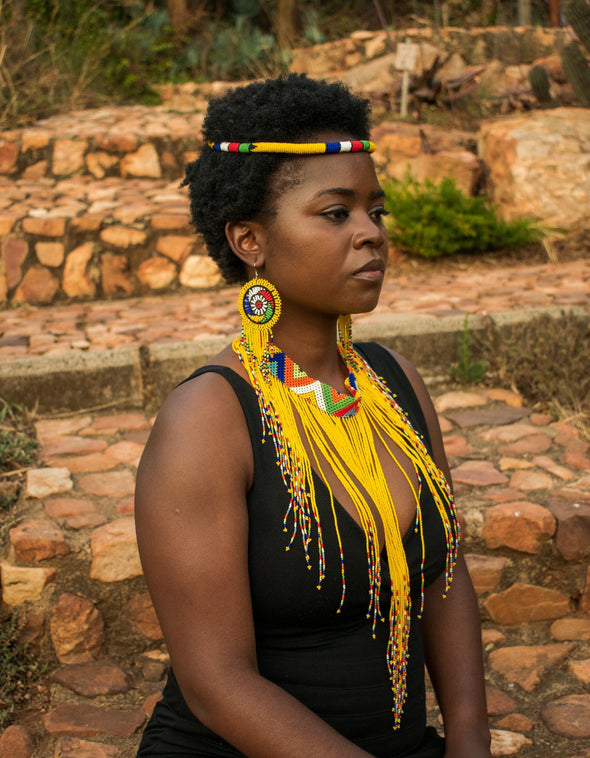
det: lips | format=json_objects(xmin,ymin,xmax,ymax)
[{"xmin": 353, "ymin": 259, "xmax": 385, "ymax": 276}]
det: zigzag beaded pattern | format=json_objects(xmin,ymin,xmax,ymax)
[{"xmin": 268, "ymin": 351, "xmax": 359, "ymax": 417}]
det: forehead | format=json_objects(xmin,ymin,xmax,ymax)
[{"xmin": 272, "ymin": 151, "xmax": 381, "ymax": 201}]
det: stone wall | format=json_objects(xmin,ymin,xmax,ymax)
[
  {"xmin": 0, "ymin": 108, "xmax": 224, "ymax": 305},
  {"xmin": 0, "ymin": 26, "xmax": 585, "ymax": 308},
  {"xmin": 288, "ymin": 25, "xmax": 569, "ymax": 78}
]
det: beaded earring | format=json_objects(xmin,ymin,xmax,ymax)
[{"xmin": 237, "ymin": 272, "xmax": 282, "ymax": 362}]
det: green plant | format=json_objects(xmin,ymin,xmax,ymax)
[
  {"xmin": 559, "ymin": 0, "xmax": 590, "ymax": 109},
  {"xmin": 566, "ymin": 0, "xmax": 590, "ymax": 53},
  {"xmin": 0, "ymin": 399, "xmax": 39, "ymax": 511},
  {"xmin": 207, "ymin": 15, "xmax": 281, "ymax": 80},
  {"xmin": 561, "ymin": 42, "xmax": 590, "ymax": 108},
  {"xmin": 0, "ymin": 0, "xmax": 165, "ymax": 126},
  {"xmin": 450, "ymin": 315, "xmax": 489, "ymax": 385},
  {"xmin": 302, "ymin": 7, "xmax": 326, "ymax": 44},
  {"xmin": 383, "ymin": 174, "xmax": 543, "ymax": 259},
  {"xmin": 528, "ymin": 65, "xmax": 553, "ymax": 105},
  {"xmin": 0, "ymin": 0, "xmax": 299, "ymax": 126},
  {"xmin": 0, "ymin": 610, "xmax": 45, "ymax": 728}
]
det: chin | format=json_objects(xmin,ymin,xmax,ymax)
[{"xmin": 349, "ymin": 293, "xmax": 383, "ymax": 315}]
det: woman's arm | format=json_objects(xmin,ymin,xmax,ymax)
[
  {"xmin": 386, "ymin": 349, "xmax": 492, "ymax": 757},
  {"xmin": 422, "ymin": 553, "xmax": 492, "ymax": 757},
  {"xmin": 134, "ymin": 372, "xmax": 374, "ymax": 758}
]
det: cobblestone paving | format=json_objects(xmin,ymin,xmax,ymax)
[
  {"xmin": 2, "ymin": 257, "xmax": 590, "ymax": 361},
  {"xmin": 1, "ymin": 385, "xmax": 590, "ymax": 758}
]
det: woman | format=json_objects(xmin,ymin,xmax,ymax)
[{"xmin": 135, "ymin": 73, "xmax": 492, "ymax": 758}]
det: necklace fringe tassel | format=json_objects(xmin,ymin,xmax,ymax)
[{"xmin": 233, "ymin": 310, "xmax": 460, "ymax": 728}]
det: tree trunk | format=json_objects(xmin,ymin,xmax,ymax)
[
  {"xmin": 167, "ymin": 0, "xmax": 190, "ymax": 33},
  {"xmin": 518, "ymin": 0, "xmax": 532, "ymax": 25},
  {"xmin": 549, "ymin": 0, "xmax": 561, "ymax": 26},
  {"xmin": 276, "ymin": 0, "xmax": 298, "ymax": 49}
]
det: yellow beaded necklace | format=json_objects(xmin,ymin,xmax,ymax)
[{"xmin": 234, "ymin": 295, "xmax": 459, "ymax": 727}]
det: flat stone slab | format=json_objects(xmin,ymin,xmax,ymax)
[
  {"xmin": 542, "ymin": 694, "xmax": 590, "ymax": 738},
  {"xmin": 52, "ymin": 663, "xmax": 133, "ymax": 697},
  {"xmin": 445, "ymin": 405, "xmax": 531, "ymax": 428},
  {"xmin": 490, "ymin": 728, "xmax": 533, "ymax": 756},
  {"xmin": 0, "ymin": 347, "xmax": 144, "ymax": 413},
  {"xmin": 54, "ymin": 736, "xmax": 121, "ymax": 757},
  {"xmin": 488, "ymin": 643, "xmax": 574, "ymax": 692},
  {"xmin": 43, "ymin": 703, "xmax": 145, "ymax": 738},
  {"xmin": 452, "ymin": 460, "xmax": 509, "ymax": 486}
]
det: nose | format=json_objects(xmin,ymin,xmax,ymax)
[{"xmin": 352, "ymin": 212, "xmax": 387, "ymax": 249}]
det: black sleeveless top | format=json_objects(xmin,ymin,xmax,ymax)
[{"xmin": 137, "ymin": 343, "xmax": 447, "ymax": 758}]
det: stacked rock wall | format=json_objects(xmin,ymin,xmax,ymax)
[{"xmin": 0, "ymin": 26, "xmax": 586, "ymax": 308}]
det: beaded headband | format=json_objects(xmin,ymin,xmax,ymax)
[{"xmin": 208, "ymin": 140, "xmax": 376, "ymax": 155}]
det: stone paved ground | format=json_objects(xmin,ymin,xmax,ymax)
[
  {"xmin": 1, "ymin": 382, "xmax": 590, "ymax": 757},
  {"xmin": 1, "ymin": 255, "xmax": 590, "ymax": 360}
]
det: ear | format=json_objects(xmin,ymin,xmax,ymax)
[{"xmin": 225, "ymin": 220, "xmax": 266, "ymax": 271}]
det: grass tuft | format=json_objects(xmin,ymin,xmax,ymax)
[
  {"xmin": 0, "ymin": 399, "xmax": 39, "ymax": 511},
  {"xmin": 0, "ymin": 609, "xmax": 45, "ymax": 729},
  {"xmin": 479, "ymin": 313, "xmax": 590, "ymax": 435}
]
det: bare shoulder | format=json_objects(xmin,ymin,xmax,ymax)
[
  {"xmin": 148, "ymin": 343, "xmax": 249, "ymax": 447},
  {"xmin": 378, "ymin": 345, "xmax": 432, "ymax": 407},
  {"xmin": 136, "ymin": 345, "xmax": 254, "ymax": 518}
]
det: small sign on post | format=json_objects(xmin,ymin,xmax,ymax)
[{"xmin": 395, "ymin": 40, "xmax": 420, "ymax": 118}]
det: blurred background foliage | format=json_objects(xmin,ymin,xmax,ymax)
[{"xmin": 0, "ymin": 0, "xmax": 560, "ymax": 127}]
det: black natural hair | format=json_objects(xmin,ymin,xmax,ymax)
[{"xmin": 181, "ymin": 73, "xmax": 372, "ymax": 284}]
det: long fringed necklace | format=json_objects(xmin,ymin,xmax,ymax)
[{"xmin": 234, "ymin": 293, "xmax": 459, "ymax": 727}]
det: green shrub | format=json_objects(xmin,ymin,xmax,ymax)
[
  {"xmin": 565, "ymin": 0, "xmax": 590, "ymax": 54},
  {"xmin": 383, "ymin": 175, "xmax": 542, "ymax": 259},
  {"xmin": 205, "ymin": 15, "xmax": 282, "ymax": 80},
  {"xmin": 528, "ymin": 64, "xmax": 553, "ymax": 105},
  {"xmin": 561, "ymin": 42, "xmax": 590, "ymax": 108},
  {"xmin": 0, "ymin": 0, "xmax": 288, "ymax": 126}
]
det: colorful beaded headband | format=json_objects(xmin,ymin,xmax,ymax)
[{"xmin": 208, "ymin": 140, "xmax": 376, "ymax": 155}]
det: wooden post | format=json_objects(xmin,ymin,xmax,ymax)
[
  {"xmin": 400, "ymin": 70, "xmax": 410, "ymax": 117},
  {"xmin": 396, "ymin": 40, "xmax": 419, "ymax": 118},
  {"xmin": 166, "ymin": 0, "xmax": 189, "ymax": 33}
]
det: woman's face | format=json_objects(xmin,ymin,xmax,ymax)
[{"xmin": 255, "ymin": 145, "xmax": 389, "ymax": 323}]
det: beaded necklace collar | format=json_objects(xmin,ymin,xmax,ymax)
[{"xmin": 267, "ymin": 348, "xmax": 359, "ymax": 417}]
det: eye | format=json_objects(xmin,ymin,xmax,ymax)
[
  {"xmin": 371, "ymin": 207, "xmax": 389, "ymax": 222},
  {"xmin": 321, "ymin": 207, "xmax": 349, "ymax": 222}
]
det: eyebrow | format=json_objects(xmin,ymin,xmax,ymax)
[{"xmin": 313, "ymin": 187, "xmax": 386, "ymax": 201}]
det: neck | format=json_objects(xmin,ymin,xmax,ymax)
[{"xmin": 271, "ymin": 313, "xmax": 348, "ymax": 390}]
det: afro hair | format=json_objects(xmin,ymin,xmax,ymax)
[{"xmin": 182, "ymin": 73, "xmax": 372, "ymax": 284}]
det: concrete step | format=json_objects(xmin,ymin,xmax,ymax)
[{"xmin": 2, "ymin": 303, "xmax": 588, "ymax": 414}]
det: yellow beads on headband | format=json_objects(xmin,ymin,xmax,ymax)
[{"xmin": 208, "ymin": 140, "xmax": 376, "ymax": 155}]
